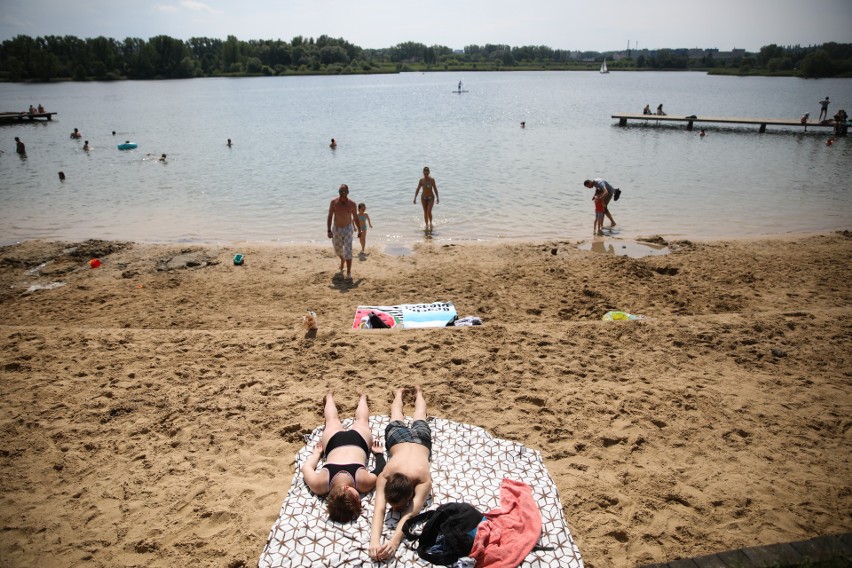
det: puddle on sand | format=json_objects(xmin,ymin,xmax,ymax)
[
  {"xmin": 383, "ymin": 244, "xmax": 413, "ymax": 257},
  {"xmin": 577, "ymin": 239, "xmax": 670, "ymax": 258}
]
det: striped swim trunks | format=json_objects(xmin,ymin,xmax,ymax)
[{"xmin": 385, "ymin": 419, "xmax": 432, "ymax": 459}]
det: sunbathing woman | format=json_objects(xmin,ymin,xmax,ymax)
[{"xmin": 301, "ymin": 392, "xmax": 385, "ymax": 522}]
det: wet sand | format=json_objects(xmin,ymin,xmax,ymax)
[{"xmin": 0, "ymin": 233, "xmax": 850, "ymax": 567}]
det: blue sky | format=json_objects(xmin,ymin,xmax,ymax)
[{"xmin": 2, "ymin": 0, "xmax": 851, "ymax": 52}]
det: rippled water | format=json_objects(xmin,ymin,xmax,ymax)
[{"xmin": 1, "ymin": 72, "xmax": 850, "ymax": 247}]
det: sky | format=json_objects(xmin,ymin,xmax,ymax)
[{"xmin": 2, "ymin": 0, "xmax": 851, "ymax": 53}]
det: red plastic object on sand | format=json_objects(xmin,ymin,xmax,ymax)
[{"xmin": 89, "ymin": 258, "xmax": 102, "ymax": 268}]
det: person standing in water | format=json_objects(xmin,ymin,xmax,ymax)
[
  {"xmin": 414, "ymin": 166, "xmax": 439, "ymax": 231},
  {"xmin": 584, "ymin": 178, "xmax": 618, "ymax": 229}
]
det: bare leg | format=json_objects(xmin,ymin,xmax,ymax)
[
  {"xmin": 413, "ymin": 386, "xmax": 427, "ymax": 421},
  {"xmin": 321, "ymin": 391, "xmax": 344, "ymax": 450},
  {"xmin": 325, "ymin": 391, "xmax": 340, "ymax": 424},
  {"xmin": 345, "ymin": 258, "xmax": 352, "ymax": 278},
  {"xmin": 390, "ymin": 388, "xmax": 405, "ymax": 422},
  {"xmin": 605, "ymin": 207, "xmax": 616, "ymax": 227},
  {"xmin": 352, "ymin": 393, "xmax": 373, "ymax": 445},
  {"xmin": 421, "ymin": 202, "xmax": 429, "ymax": 229}
]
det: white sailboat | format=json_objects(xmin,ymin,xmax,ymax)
[{"xmin": 600, "ymin": 59, "xmax": 609, "ymax": 74}]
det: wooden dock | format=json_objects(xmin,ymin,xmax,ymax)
[
  {"xmin": 612, "ymin": 112, "xmax": 839, "ymax": 133},
  {"xmin": 0, "ymin": 111, "xmax": 58, "ymax": 124}
]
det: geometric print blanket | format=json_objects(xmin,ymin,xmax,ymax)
[{"xmin": 258, "ymin": 416, "xmax": 584, "ymax": 567}]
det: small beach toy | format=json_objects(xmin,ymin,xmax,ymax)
[
  {"xmin": 89, "ymin": 258, "xmax": 101, "ymax": 269},
  {"xmin": 117, "ymin": 141, "xmax": 138, "ymax": 150},
  {"xmin": 304, "ymin": 310, "xmax": 318, "ymax": 330},
  {"xmin": 602, "ymin": 310, "xmax": 643, "ymax": 321},
  {"xmin": 233, "ymin": 253, "xmax": 244, "ymax": 266}
]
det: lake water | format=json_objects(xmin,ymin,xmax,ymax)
[{"xmin": 1, "ymin": 72, "xmax": 850, "ymax": 248}]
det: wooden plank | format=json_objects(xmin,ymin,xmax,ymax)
[
  {"xmin": 790, "ymin": 535, "xmax": 833, "ymax": 560},
  {"xmin": 713, "ymin": 548, "xmax": 750, "ymax": 567},
  {"xmin": 611, "ymin": 113, "xmax": 834, "ymax": 128},
  {"xmin": 692, "ymin": 553, "xmax": 735, "ymax": 568},
  {"xmin": 665, "ymin": 558, "xmax": 702, "ymax": 568},
  {"xmin": 0, "ymin": 111, "xmax": 57, "ymax": 119},
  {"xmin": 742, "ymin": 541, "xmax": 802, "ymax": 565}
]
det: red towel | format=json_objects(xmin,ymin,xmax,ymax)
[{"xmin": 469, "ymin": 478, "xmax": 542, "ymax": 568}]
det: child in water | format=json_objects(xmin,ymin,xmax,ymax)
[
  {"xmin": 593, "ymin": 188, "xmax": 605, "ymax": 236},
  {"xmin": 357, "ymin": 203, "xmax": 373, "ymax": 254}
]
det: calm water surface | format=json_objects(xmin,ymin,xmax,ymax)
[{"xmin": 1, "ymin": 72, "xmax": 850, "ymax": 247}]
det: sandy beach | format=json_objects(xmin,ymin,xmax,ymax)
[{"xmin": 0, "ymin": 232, "xmax": 850, "ymax": 567}]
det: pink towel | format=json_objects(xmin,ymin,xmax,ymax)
[{"xmin": 469, "ymin": 478, "xmax": 542, "ymax": 568}]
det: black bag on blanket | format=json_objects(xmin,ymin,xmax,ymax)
[
  {"xmin": 402, "ymin": 502, "xmax": 484, "ymax": 565},
  {"xmin": 368, "ymin": 312, "xmax": 389, "ymax": 329}
]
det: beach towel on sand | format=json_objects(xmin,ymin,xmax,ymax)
[
  {"xmin": 258, "ymin": 416, "xmax": 583, "ymax": 568},
  {"xmin": 352, "ymin": 302, "xmax": 457, "ymax": 330}
]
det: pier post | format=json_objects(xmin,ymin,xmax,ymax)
[
  {"xmin": 619, "ymin": 118, "xmax": 627, "ymax": 126},
  {"xmin": 759, "ymin": 124, "xmax": 766, "ymax": 133},
  {"xmin": 686, "ymin": 120, "xmax": 693, "ymax": 131}
]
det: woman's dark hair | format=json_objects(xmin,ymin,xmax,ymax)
[{"xmin": 327, "ymin": 485, "xmax": 361, "ymax": 522}]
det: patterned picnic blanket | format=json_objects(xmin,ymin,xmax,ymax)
[{"xmin": 258, "ymin": 416, "xmax": 584, "ymax": 567}]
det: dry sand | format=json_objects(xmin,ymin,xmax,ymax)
[{"xmin": 0, "ymin": 233, "xmax": 850, "ymax": 567}]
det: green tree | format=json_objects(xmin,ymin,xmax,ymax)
[
  {"xmin": 222, "ymin": 35, "xmax": 241, "ymax": 70},
  {"xmin": 801, "ymin": 49, "xmax": 832, "ymax": 77},
  {"xmin": 319, "ymin": 45, "xmax": 349, "ymax": 65}
]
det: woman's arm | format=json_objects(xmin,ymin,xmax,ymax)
[
  {"xmin": 414, "ymin": 179, "xmax": 423, "ymax": 204},
  {"xmin": 300, "ymin": 446, "xmax": 329, "ymax": 495}
]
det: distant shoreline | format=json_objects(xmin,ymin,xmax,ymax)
[{"xmin": 1, "ymin": 66, "xmax": 819, "ymax": 84}]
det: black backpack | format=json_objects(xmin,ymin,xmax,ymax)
[
  {"xmin": 402, "ymin": 502, "xmax": 484, "ymax": 565},
  {"xmin": 368, "ymin": 312, "xmax": 389, "ymax": 329}
]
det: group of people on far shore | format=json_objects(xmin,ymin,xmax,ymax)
[{"xmin": 301, "ymin": 387, "xmax": 433, "ymax": 562}]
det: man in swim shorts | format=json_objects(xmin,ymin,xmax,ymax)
[
  {"xmin": 327, "ymin": 184, "xmax": 358, "ymax": 281},
  {"xmin": 370, "ymin": 387, "xmax": 433, "ymax": 561}
]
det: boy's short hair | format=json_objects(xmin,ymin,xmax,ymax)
[
  {"xmin": 384, "ymin": 472, "xmax": 415, "ymax": 507},
  {"xmin": 327, "ymin": 485, "xmax": 361, "ymax": 522}
]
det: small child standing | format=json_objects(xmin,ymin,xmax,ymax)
[
  {"xmin": 593, "ymin": 188, "xmax": 605, "ymax": 236},
  {"xmin": 357, "ymin": 203, "xmax": 373, "ymax": 254}
]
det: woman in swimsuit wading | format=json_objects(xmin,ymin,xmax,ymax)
[
  {"xmin": 414, "ymin": 166, "xmax": 440, "ymax": 231},
  {"xmin": 301, "ymin": 392, "xmax": 385, "ymax": 522}
]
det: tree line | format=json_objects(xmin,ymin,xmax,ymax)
[{"xmin": 1, "ymin": 33, "xmax": 850, "ymax": 82}]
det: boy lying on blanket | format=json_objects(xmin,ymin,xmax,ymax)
[
  {"xmin": 370, "ymin": 387, "xmax": 433, "ymax": 561},
  {"xmin": 301, "ymin": 392, "xmax": 386, "ymax": 522}
]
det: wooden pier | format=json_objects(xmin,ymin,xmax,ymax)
[
  {"xmin": 612, "ymin": 113, "xmax": 840, "ymax": 133},
  {"xmin": 0, "ymin": 111, "xmax": 58, "ymax": 124}
]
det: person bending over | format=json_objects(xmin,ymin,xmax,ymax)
[
  {"xmin": 370, "ymin": 387, "xmax": 433, "ymax": 561},
  {"xmin": 301, "ymin": 392, "xmax": 385, "ymax": 522}
]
